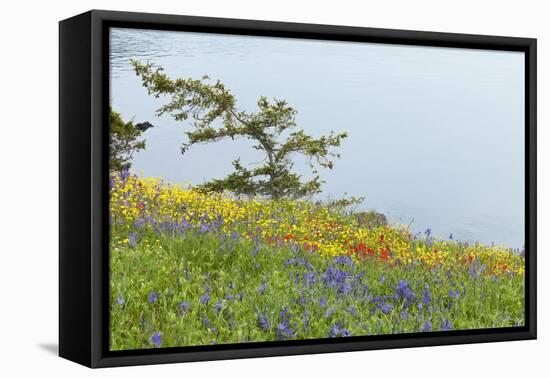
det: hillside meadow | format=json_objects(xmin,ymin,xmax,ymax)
[{"xmin": 109, "ymin": 171, "xmax": 524, "ymax": 350}]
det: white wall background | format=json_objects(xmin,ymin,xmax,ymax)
[{"xmin": 0, "ymin": 0, "xmax": 547, "ymax": 376}]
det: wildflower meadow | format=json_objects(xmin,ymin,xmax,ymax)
[
  {"xmin": 108, "ymin": 33, "xmax": 526, "ymax": 351},
  {"xmin": 109, "ymin": 171, "xmax": 525, "ymax": 350}
]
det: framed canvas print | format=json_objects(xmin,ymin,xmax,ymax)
[{"xmin": 59, "ymin": 10, "xmax": 537, "ymax": 368}]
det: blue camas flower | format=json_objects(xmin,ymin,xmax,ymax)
[
  {"xmin": 396, "ymin": 280, "xmax": 415, "ymax": 306},
  {"xmin": 276, "ymin": 322, "xmax": 294, "ymax": 340},
  {"xmin": 178, "ymin": 301, "xmax": 191, "ymax": 316},
  {"xmin": 257, "ymin": 314, "xmax": 269, "ymax": 331},
  {"xmin": 148, "ymin": 290, "xmax": 159, "ymax": 304},
  {"xmin": 128, "ymin": 232, "xmax": 138, "ymax": 248},
  {"xmin": 328, "ymin": 322, "xmax": 351, "ymax": 338},
  {"xmin": 421, "ymin": 321, "xmax": 432, "ymax": 332},
  {"xmin": 150, "ymin": 332, "xmax": 162, "ymax": 347},
  {"xmin": 378, "ymin": 302, "xmax": 394, "ymax": 314},
  {"xmin": 423, "ymin": 285, "xmax": 431, "ymax": 306},
  {"xmin": 334, "ymin": 255, "xmax": 353, "ymax": 266},
  {"xmin": 448, "ymin": 289, "xmax": 461, "ymax": 299},
  {"xmin": 441, "ymin": 319, "xmax": 453, "ymax": 331},
  {"xmin": 200, "ymin": 293, "xmax": 211, "ymax": 305},
  {"xmin": 213, "ymin": 300, "xmax": 224, "ymax": 314}
]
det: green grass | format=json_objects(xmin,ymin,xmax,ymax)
[{"xmin": 110, "ymin": 222, "xmax": 524, "ymax": 350}]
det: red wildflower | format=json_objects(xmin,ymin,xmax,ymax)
[{"xmin": 367, "ymin": 247, "xmax": 375, "ymax": 257}]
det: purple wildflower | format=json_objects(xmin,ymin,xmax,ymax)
[
  {"xmin": 178, "ymin": 301, "xmax": 191, "ymax": 316},
  {"xmin": 116, "ymin": 293, "xmax": 125, "ymax": 306},
  {"xmin": 199, "ymin": 293, "xmax": 211, "ymax": 305},
  {"xmin": 148, "ymin": 290, "xmax": 159, "ymax": 304},
  {"xmin": 303, "ymin": 272, "xmax": 318, "ymax": 286},
  {"xmin": 469, "ymin": 263, "xmax": 480, "ymax": 278},
  {"xmin": 325, "ymin": 307, "xmax": 335, "ymax": 318},
  {"xmin": 120, "ymin": 168, "xmax": 130, "ymax": 182},
  {"xmin": 322, "ymin": 266, "xmax": 351, "ymax": 289},
  {"xmin": 257, "ymin": 314, "xmax": 269, "ymax": 331},
  {"xmin": 318, "ymin": 298, "xmax": 327, "ymax": 308},
  {"xmin": 213, "ymin": 300, "xmax": 224, "ymax": 314},
  {"xmin": 280, "ymin": 306, "xmax": 292, "ymax": 321},
  {"xmin": 396, "ymin": 280, "xmax": 415, "ymax": 305},
  {"xmin": 275, "ymin": 322, "xmax": 294, "ymax": 340},
  {"xmin": 128, "ymin": 232, "xmax": 138, "ymax": 248},
  {"xmin": 421, "ymin": 321, "xmax": 432, "ymax": 332},
  {"xmin": 425, "ymin": 228, "xmax": 433, "ymax": 245},
  {"xmin": 287, "ymin": 258, "xmax": 313, "ymax": 270},
  {"xmin": 339, "ymin": 283, "xmax": 353, "ymax": 296},
  {"xmin": 329, "ymin": 322, "xmax": 351, "ymax": 338},
  {"xmin": 214, "ymin": 300, "xmax": 223, "ymax": 314},
  {"xmin": 199, "ymin": 223, "xmax": 212, "ymax": 234},
  {"xmin": 134, "ymin": 218, "xmax": 146, "ymax": 229},
  {"xmin": 441, "ymin": 319, "xmax": 453, "ymax": 331},
  {"xmin": 423, "ymin": 285, "xmax": 431, "ymax": 306},
  {"xmin": 257, "ymin": 282, "xmax": 266, "ymax": 295},
  {"xmin": 448, "ymin": 289, "xmax": 460, "ymax": 299},
  {"xmin": 250, "ymin": 245, "xmax": 260, "ymax": 256},
  {"xmin": 150, "ymin": 332, "xmax": 162, "ymax": 347},
  {"xmin": 334, "ymin": 255, "xmax": 353, "ymax": 266},
  {"xmin": 378, "ymin": 303, "xmax": 394, "ymax": 314},
  {"xmin": 303, "ymin": 309, "xmax": 310, "ymax": 329}
]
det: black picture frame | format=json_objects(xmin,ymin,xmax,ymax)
[{"xmin": 59, "ymin": 9, "xmax": 537, "ymax": 368}]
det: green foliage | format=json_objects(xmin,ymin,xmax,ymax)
[
  {"xmin": 109, "ymin": 108, "xmax": 146, "ymax": 171},
  {"xmin": 131, "ymin": 60, "xmax": 348, "ymax": 199},
  {"xmin": 318, "ymin": 195, "xmax": 366, "ymax": 213}
]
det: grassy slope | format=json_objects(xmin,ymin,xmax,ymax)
[{"xmin": 110, "ymin": 221, "xmax": 524, "ymax": 350}]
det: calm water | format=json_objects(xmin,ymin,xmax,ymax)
[{"xmin": 109, "ymin": 28, "xmax": 525, "ymax": 249}]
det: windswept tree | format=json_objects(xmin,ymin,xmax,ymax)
[
  {"xmin": 131, "ymin": 60, "xmax": 348, "ymax": 199},
  {"xmin": 109, "ymin": 107, "xmax": 147, "ymax": 171}
]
